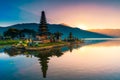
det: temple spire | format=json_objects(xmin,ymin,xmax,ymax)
[
  {"xmin": 39, "ymin": 11, "xmax": 49, "ymax": 35},
  {"xmin": 40, "ymin": 11, "xmax": 47, "ymax": 25}
]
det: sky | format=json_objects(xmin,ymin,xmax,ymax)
[{"xmin": 0, "ymin": 0, "xmax": 120, "ymax": 29}]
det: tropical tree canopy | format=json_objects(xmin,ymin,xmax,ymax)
[
  {"xmin": 4, "ymin": 28, "xmax": 36, "ymax": 39},
  {"xmin": 20, "ymin": 29, "xmax": 36, "ymax": 37},
  {"xmin": 54, "ymin": 32, "xmax": 63, "ymax": 40},
  {"xmin": 4, "ymin": 28, "xmax": 20, "ymax": 38}
]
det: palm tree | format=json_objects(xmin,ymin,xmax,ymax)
[
  {"xmin": 54, "ymin": 32, "xmax": 63, "ymax": 41},
  {"xmin": 49, "ymin": 33, "xmax": 55, "ymax": 42}
]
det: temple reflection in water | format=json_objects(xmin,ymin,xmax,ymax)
[
  {"xmin": 4, "ymin": 47, "xmax": 64, "ymax": 78},
  {"xmin": 4, "ymin": 43, "xmax": 81, "ymax": 78}
]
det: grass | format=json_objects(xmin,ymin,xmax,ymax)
[
  {"xmin": 0, "ymin": 39, "xmax": 83, "ymax": 48},
  {"xmin": 28, "ymin": 41, "xmax": 68, "ymax": 48},
  {"xmin": 0, "ymin": 45, "xmax": 5, "ymax": 49},
  {"xmin": 0, "ymin": 40, "xmax": 19, "ymax": 45},
  {"xmin": 39, "ymin": 42, "xmax": 67, "ymax": 47}
]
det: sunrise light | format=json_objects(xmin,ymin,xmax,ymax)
[{"xmin": 76, "ymin": 24, "xmax": 88, "ymax": 30}]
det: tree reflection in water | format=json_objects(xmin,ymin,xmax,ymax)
[
  {"xmin": 68, "ymin": 43, "xmax": 81, "ymax": 52},
  {"xmin": 4, "ymin": 47, "xmax": 64, "ymax": 78},
  {"xmin": 4, "ymin": 43, "xmax": 81, "ymax": 78}
]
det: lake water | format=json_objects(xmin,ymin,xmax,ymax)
[{"xmin": 1, "ymin": 40, "xmax": 120, "ymax": 80}]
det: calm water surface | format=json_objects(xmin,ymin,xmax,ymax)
[{"xmin": 1, "ymin": 40, "xmax": 120, "ymax": 80}]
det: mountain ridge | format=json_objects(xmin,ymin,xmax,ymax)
[
  {"xmin": 89, "ymin": 29, "xmax": 120, "ymax": 37},
  {"xmin": 0, "ymin": 23, "xmax": 112, "ymax": 39}
]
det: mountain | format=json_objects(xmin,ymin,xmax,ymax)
[
  {"xmin": 0, "ymin": 23, "xmax": 112, "ymax": 39},
  {"xmin": 89, "ymin": 29, "xmax": 120, "ymax": 38}
]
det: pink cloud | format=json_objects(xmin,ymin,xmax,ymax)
[{"xmin": 20, "ymin": 2, "xmax": 120, "ymax": 29}]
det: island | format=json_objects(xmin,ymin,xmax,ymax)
[{"xmin": 0, "ymin": 11, "xmax": 83, "ymax": 50}]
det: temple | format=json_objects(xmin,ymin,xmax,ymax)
[{"xmin": 36, "ymin": 11, "xmax": 50, "ymax": 43}]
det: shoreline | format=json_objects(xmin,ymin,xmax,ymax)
[
  {"xmin": 12, "ymin": 41, "xmax": 83, "ymax": 51},
  {"xmin": 25, "ymin": 43, "xmax": 67, "ymax": 51}
]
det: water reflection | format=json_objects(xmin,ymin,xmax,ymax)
[
  {"xmin": 87, "ymin": 40, "xmax": 120, "ymax": 47},
  {"xmin": 67, "ymin": 43, "xmax": 83, "ymax": 52},
  {"xmin": 5, "ymin": 47, "xmax": 64, "ymax": 78},
  {"xmin": 4, "ymin": 43, "xmax": 83, "ymax": 78},
  {"xmin": 3, "ymin": 41, "xmax": 101, "ymax": 77},
  {"xmin": 2, "ymin": 40, "xmax": 119, "ymax": 80}
]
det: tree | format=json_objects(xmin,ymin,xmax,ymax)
[
  {"xmin": 49, "ymin": 33, "xmax": 55, "ymax": 42},
  {"xmin": 69, "ymin": 32, "xmax": 73, "ymax": 39},
  {"xmin": 68, "ymin": 32, "xmax": 74, "ymax": 42},
  {"xmin": 4, "ymin": 28, "xmax": 36, "ymax": 39},
  {"xmin": 20, "ymin": 29, "xmax": 36, "ymax": 38},
  {"xmin": 54, "ymin": 32, "xmax": 63, "ymax": 41},
  {"xmin": 4, "ymin": 28, "xmax": 20, "ymax": 39}
]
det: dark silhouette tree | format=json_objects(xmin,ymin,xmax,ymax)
[
  {"xmin": 4, "ymin": 28, "xmax": 20, "ymax": 39},
  {"xmin": 20, "ymin": 29, "xmax": 36, "ymax": 38},
  {"xmin": 54, "ymin": 32, "xmax": 63, "ymax": 41},
  {"xmin": 69, "ymin": 32, "xmax": 73, "ymax": 39},
  {"xmin": 68, "ymin": 32, "xmax": 74, "ymax": 42},
  {"xmin": 50, "ymin": 33, "xmax": 55, "ymax": 42},
  {"xmin": 4, "ymin": 28, "xmax": 36, "ymax": 39}
]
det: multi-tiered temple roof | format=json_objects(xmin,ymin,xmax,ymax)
[{"xmin": 39, "ymin": 11, "xmax": 49, "ymax": 36}]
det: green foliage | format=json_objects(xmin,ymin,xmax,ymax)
[
  {"xmin": 69, "ymin": 32, "xmax": 73, "ymax": 39},
  {"xmin": 54, "ymin": 32, "xmax": 63, "ymax": 40},
  {"xmin": 0, "ymin": 40, "xmax": 19, "ymax": 45},
  {"xmin": 26, "ymin": 41, "xmax": 66, "ymax": 48},
  {"xmin": 38, "ymin": 42, "xmax": 66, "ymax": 47},
  {"xmin": 4, "ymin": 28, "xmax": 20, "ymax": 38},
  {"xmin": 20, "ymin": 29, "xmax": 36, "ymax": 37},
  {"xmin": 4, "ymin": 28, "xmax": 36, "ymax": 39}
]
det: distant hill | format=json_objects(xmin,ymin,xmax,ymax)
[
  {"xmin": 0, "ymin": 23, "xmax": 112, "ymax": 39},
  {"xmin": 89, "ymin": 29, "xmax": 120, "ymax": 38}
]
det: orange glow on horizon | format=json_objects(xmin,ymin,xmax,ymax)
[
  {"xmin": 1, "ymin": 2, "xmax": 119, "ymax": 29},
  {"xmin": 75, "ymin": 24, "xmax": 88, "ymax": 30},
  {"xmin": 46, "ymin": 4, "xmax": 120, "ymax": 29}
]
